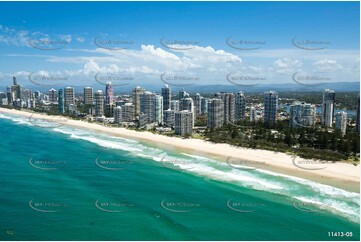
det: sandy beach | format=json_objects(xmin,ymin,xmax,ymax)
[{"xmin": 1, "ymin": 107, "xmax": 359, "ymax": 192}]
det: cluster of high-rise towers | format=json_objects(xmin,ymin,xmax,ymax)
[{"xmin": 1, "ymin": 77, "xmax": 359, "ymax": 136}]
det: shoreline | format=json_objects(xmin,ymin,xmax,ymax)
[{"xmin": 1, "ymin": 107, "xmax": 359, "ymax": 193}]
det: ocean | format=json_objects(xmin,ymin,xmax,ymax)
[{"xmin": 0, "ymin": 112, "xmax": 359, "ymax": 241}]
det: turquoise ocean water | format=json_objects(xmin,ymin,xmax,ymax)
[{"xmin": 0, "ymin": 112, "xmax": 359, "ymax": 241}]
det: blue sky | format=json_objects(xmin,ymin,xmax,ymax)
[{"xmin": 0, "ymin": 1, "xmax": 359, "ymax": 88}]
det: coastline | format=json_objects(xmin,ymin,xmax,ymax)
[{"xmin": 1, "ymin": 107, "xmax": 359, "ymax": 192}]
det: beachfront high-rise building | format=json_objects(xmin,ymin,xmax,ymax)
[
  {"xmin": 180, "ymin": 94, "xmax": 195, "ymax": 126},
  {"xmin": 180, "ymin": 94, "xmax": 194, "ymax": 112},
  {"xmin": 95, "ymin": 90, "xmax": 104, "ymax": 117},
  {"xmin": 154, "ymin": 94, "xmax": 164, "ymax": 125},
  {"xmin": 335, "ymin": 111, "xmax": 347, "ymax": 136},
  {"xmin": 289, "ymin": 101, "xmax": 316, "ymax": 128},
  {"xmin": 121, "ymin": 103, "xmax": 135, "ymax": 122},
  {"xmin": 194, "ymin": 93, "xmax": 202, "ymax": 115},
  {"xmin": 132, "ymin": 86, "xmax": 145, "ymax": 119},
  {"xmin": 105, "ymin": 103, "xmax": 114, "ymax": 117},
  {"xmin": 58, "ymin": 89, "xmax": 64, "ymax": 114},
  {"xmin": 49, "ymin": 88, "xmax": 58, "ymax": 103},
  {"xmin": 114, "ymin": 106, "xmax": 122, "ymax": 124},
  {"xmin": 21, "ymin": 89, "xmax": 34, "ymax": 108},
  {"xmin": 207, "ymin": 98, "xmax": 224, "ymax": 129},
  {"xmin": 10, "ymin": 76, "xmax": 22, "ymax": 107},
  {"xmin": 140, "ymin": 91, "xmax": 156, "ymax": 124},
  {"xmin": 322, "ymin": 89, "xmax": 335, "ymax": 127},
  {"xmin": 138, "ymin": 113, "xmax": 148, "ymax": 128},
  {"xmin": 171, "ymin": 100, "xmax": 179, "ymax": 112},
  {"xmin": 163, "ymin": 109, "xmax": 175, "ymax": 128},
  {"xmin": 174, "ymin": 110, "xmax": 193, "ymax": 136},
  {"xmin": 201, "ymin": 97, "xmax": 208, "ymax": 114},
  {"xmin": 161, "ymin": 84, "xmax": 171, "ymax": 110},
  {"xmin": 216, "ymin": 92, "xmax": 235, "ymax": 125},
  {"xmin": 235, "ymin": 91, "xmax": 246, "ymax": 121},
  {"xmin": 0, "ymin": 92, "xmax": 6, "ymax": 105},
  {"xmin": 6, "ymin": 87, "xmax": 11, "ymax": 105},
  {"xmin": 105, "ymin": 82, "xmax": 114, "ymax": 105},
  {"xmin": 356, "ymin": 94, "xmax": 360, "ymax": 133},
  {"xmin": 83, "ymin": 87, "xmax": 93, "ymax": 105},
  {"xmin": 264, "ymin": 91, "xmax": 278, "ymax": 124},
  {"xmin": 64, "ymin": 87, "xmax": 75, "ymax": 109}
]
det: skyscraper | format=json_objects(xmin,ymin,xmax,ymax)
[
  {"xmin": 322, "ymin": 89, "xmax": 335, "ymax": 127},
  {"xmin": 95, "ymin": 90, "xmax": 104, "ymax": 117},
  {"xmin": 6, "ymin": 87, "xmax": 11, "ymax": 105},
  {"xmin": 58, "ymin": 89, "xmax": 64, "ymax": 114},
  {"xmin": 163, "ymin": 109, "xmax": 175, "ymax": 128},
  {"xmin": 171, "ymin": 100, "xmax": 179, "ymax": 112},
  {"xmin": 154, "ymin": 94, "xmax": 163, "ymax": 125},
  {"xmin": 64, "ymin": 87, "xmax": 75, "ymax": 109},
  {"xmin": 104, "ymin": 103, "xmax": 114, "ymax": 118},
  {"xmin": 140, "ymin": 91, "xmax": 155, "ymax": 124},
  {"xmin": 105, "ymin": 82, "xmax": 114, "ymax": 105},
  {"xmin": 10, "ymin": 76, "xmax": 22, "ymax": 107},
  {"xmin": 49, "ymin": 88, "xmax": 58, "ymax": 103},
  {"xmin": 194, "ymin": 93, "xmax": 202, "ymax": 115},
  {"xmin": 161, "ymin": 84, "xmax": 171, "ymax": 110},
  {"xmin": 235, "ymin": 91, "xmax": 246, "ymax": 121},
  {"xmin": 121, "ymin": 103, "xmax": 135, "ymax": 122},
  {"xmin": 175, "ymin": 110, "xmax": 193, "ymax": 136},
  {"xmin": 264, "ymin": 91, "xmax": 278, "ymax": 123},
  {"xmin": 132, "ymin": 86, "xmax": 145, "ymax": 118},
  {"xmin": 289, "ymin": 101, "xmax": 316, "ymax": 128},
  {"xmin": 180, "ymin": 94, "xmax": 195, "ymax": 126},
  {"xmin": 335, "ymin": 111, "xmax": 347, "ymax": 135},
  {"xmin": 180, "ymin": 94, "xmax": 194, "ymax": 112},
  {"xmin": 200, "ymin": 97, "xmax": 208, "ymax": 114},
  {"xmin": 21, "ymin": 89, "xmax": 34, "ymax": 108},
  {"xmin": 216, "ymin": 92, "xmax": 235, "ymax": 125},
  {"xmin": 84, "ymin": 87, "xmax": 93, "ymax": 105},
  {"xmin": 0, "ymin": 92, "xmax": 6, "ymax": 105},
  {"xmin": 114, "ymin": 106, "xmax": 122, "ymax": 124},
  {"xmin": 207, "ymin": 98, "xmax": 224, "ymax": 129}
]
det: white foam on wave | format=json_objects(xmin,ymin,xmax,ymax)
[
  {"xmin": 53, "ymin": 128, "xmax": 361, "ymax": 223},
  {"xmin": 176, "ymin": 153, "xmax": 360, "ymax": 223},
  {"xmin": 257, "ymin": 169, "xmax": 360, "ymax": 203},
  {"xmin": 52, "ymin": 126, "xmax": 144, "ymax": 153},
  {"xmin": 0, "ymin": 113, "xmax": 33, "ymax": 126},
  {"xmin": 293, "ymin": 196, "xmax": 360, "ymax": 223},
  {"xmin": 162, "ymin": 154, "xmax": 285, "ymax": 191}
]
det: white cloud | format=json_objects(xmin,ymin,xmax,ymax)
[
  {"xmin": 0, "ymin": 26, "xmax": 29, "ymax": 46},
  {"xmin": 76, "ymin": 37, "xmax": 85, "ymax": 43},
  {"xmin": 0, "ymin": 25, "xmax": 73, "ymax": 48},
  {"xmin": 1, "ymin": 25, "xmax": 359, "ymax": 85},
  {"xmin": 312, "ymin": 59, "xmax": 343, "ymax": 72},
  {"xmin": 273, "ymin": 57, "xmax": 302, "ymax": 74}
]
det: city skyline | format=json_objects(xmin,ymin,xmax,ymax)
[{"xmin": 2, "ymin": 76, "xmax": 358, "ymax": 132}]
